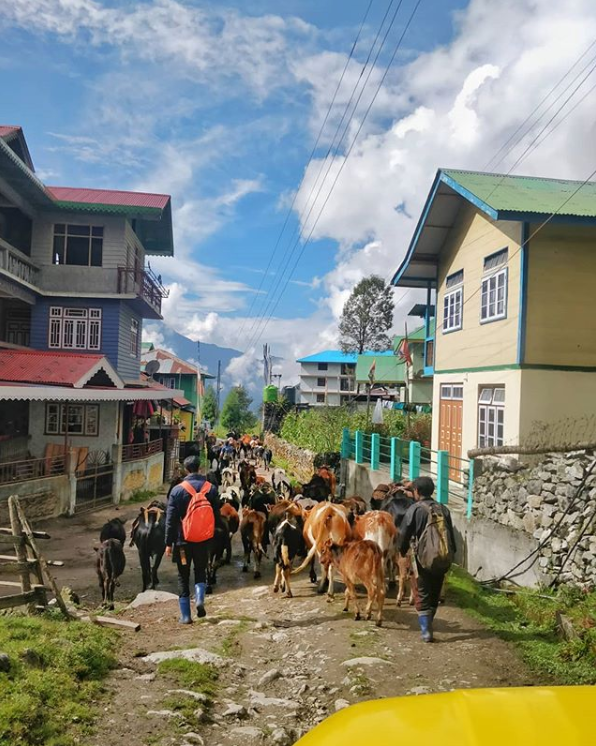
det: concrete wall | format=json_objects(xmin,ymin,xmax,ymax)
[
  {"xmin": 525, "ymin": 223, "xmax": 596, "ymax": 367},
  {"xmin": 345, "ymin": 459, "xmax": 393, "ymax": 501},
  {"xmin": 435, "ymin": 204, "xmax": 522, "ymax": 371},
  {"xmin": 120, "ymin": 450, "xmax": 164, "ymax": 501},
  {"xmin": 28, "ymin": 400, "xmax": 121, "ymax": 458},
  {"xmin": 431, "ymin": 369, "xmax": 522, "ymax": 456},
  {"xmin": 0, "ymin": 474, "xmax": 70, "ymax": 524}
]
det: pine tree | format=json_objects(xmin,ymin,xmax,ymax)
[
  {"xmin": 220, "ymin": 386, "xmax": 257, "ymax": 432},
  {"xmin": 338, "ymin": 275, "xmax": 394, "ymax": 353},
  {"xmin": 202, "ymin": 385, "xmax": 218, "ymax": 425}
]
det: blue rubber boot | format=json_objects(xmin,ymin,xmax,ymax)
[
  {"xmin": 194, "ymin": 583, "xmax": 207, "ymax": 618},
  {"xmin": 178, "ymin": 596, "xmax": 192, "ymax": 625},
  {"xmin": 418, "ymin": 612, "xmax": 434, "ymax": 642}
]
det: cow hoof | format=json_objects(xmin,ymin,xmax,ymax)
[
  {"xmin": 273, "ymin": 586, "xmax": 279, "ymax": 594},
  {"xmin": 254, "ymin": 571, "xmax": 261, "ymax": 580},
  {"xmin": 396, "ymin": 600, "xmax": 402, "ymax": 607},
  {"xmin": 286, "ymin": 592, "xmax": 293, "ymax": 599},
  {"xmin": 242, "ymin": 566, "xmax": 248, "ymax": 573},
  {"xmin": 354, "ymin": 613, "xmax": 361, "ymax": 621},
  {"xmin": 343, "ymin": 606, "xmax": 349, "ymax": 613},
  {"xmin": 376, "ymin": 620, "xmax": 383, "ymax": 628}
]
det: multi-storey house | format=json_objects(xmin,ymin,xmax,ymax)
[{"xmin": 0, "ymin": 124, "xmax": 180, "ymax": 512}]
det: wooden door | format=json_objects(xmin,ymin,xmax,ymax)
[{"xmin": 439, "ymin": 384, "xmax": 463, "ymax": 481}]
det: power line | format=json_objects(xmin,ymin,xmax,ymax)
[
  {"xmin": 231, "ymin": 0, "xmax": 375, "ymax": 346},
  {"xmin": 243, "ymin": 0, "xmax": 400, "ymax": 348},
  {"xmin": 246, "ymin": 0, "xmax": 423, "ymax": 352}
]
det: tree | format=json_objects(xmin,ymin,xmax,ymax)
[
  {"xmin": 220, "ymin": 386, "xmax": 257, "ymax": 433},
  {"xmin": 338, "ymin": 275, "xmax": 394, "ymax": 353},
  {"xmin": 202, "ymin": 385, "xmax": 218, "ymax": 425}
]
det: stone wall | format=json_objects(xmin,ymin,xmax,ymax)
[
  {"xmin": 473, "ymin": 451, "xmax": 596, "ymax": 586},
  {"xmin": 0, "ymin": 475, "xmax": 70, "ymax": 524},
  {"xmin": 264, "ymin": 434, "xmax": 316, "ymax": 483}
]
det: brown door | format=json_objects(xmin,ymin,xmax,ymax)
[{"xmin": 439, "ymin": 384, "xmax": 463, "ymax": 481}]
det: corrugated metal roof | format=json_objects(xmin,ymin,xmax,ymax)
[
  {"xmin": 355, "ymin": 354, "xmax": 405, "ymax": 383},
  {"xmin": 141, "ymin": 349, "xmax": 198, "ymax": 376},
  {"xmin": 0, "ymin": 350, "xmax": 104, "ymax": 386},
  {"xmin": 47, "ymin": 186, "xmax": 169, "ymax": 210},
  {"xmin": 0, "ymin": 125, "xmax": 21, "ymax": 139},
  {"xmin": 297, "ymin": 349, "xmax": 395, "ymax": 364},
  {"xmin": 443, "ymin": 169, "xmax": 596, "ymax": 217}
]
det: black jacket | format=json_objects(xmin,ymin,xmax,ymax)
[
  {"xmin": 398, "ymin": 497, "xmax": 457, "ymax": 557},
  {"xmin": 165, "ymin": 473, "xmax": 221, "ymax": 547}
]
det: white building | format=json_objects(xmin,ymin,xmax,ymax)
[{"xmin": 296, "ymin": 351, "xmax": 357, "ymax": 407}]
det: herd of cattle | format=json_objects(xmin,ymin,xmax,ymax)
[{"xmin": 95, "ymin": 448, "xmax": 421, "ymax": 627}]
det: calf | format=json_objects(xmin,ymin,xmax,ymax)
[
  {"xmin": 239, "ymin": 461, "xmax": 257, "ymax": 494},
  {"xmin": 293, "ymin": 502, "xmax": 351, "ymax": 596},
  {"xmin": 319, "ymin": 539, "xmax": 385, "ymax": 626},
  {"xmin": 96, "ymin": 538, "xmax": 126, "ymax": 609},
  {"xmin": 220, "ymin": 502, "xmax": 240, "ymax": 564},
  {"xmin": 272, "ymin": 468, "xmax": 292, "ymax": 499},
  {"xmin": 207, "ymin": 520, "xmax": 230, "ymax": 591},
  {"xmin": 262, "ymin": 447, "xmax": 272, "ymax": 471},
  {"xmin": 99, "ymin": 517, "xmax": 126, "ymax": 544},
  {"xmin": 334, "ymin": 495, "xmax": 367, "ymax": 524},
  {"xmin": 221, "ymin": 467, "xmax": 237, "ymax": 490},
  {"xmin": 240, "ymin": 509, "xmax": 267, "ymax": 579},
  {"xmin": 395, "ymin": 549, "xmax": 417, "ymax": 607},
  {"xmin": 272, "ymin": 514, "xmax": 304, "ymax": 598},
  {"xmin": 354, "ymin": 511, "xmax": 400, "ymax": 591},
  {"xmin": 130, "ymin": 501, "xmax": 166, "ymax": 592},
  {"xmin": 220, "ymin": 486, "xmax": 241, "ymax": 512}
]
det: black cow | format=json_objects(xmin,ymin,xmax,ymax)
[
  {"xmin": 262, "ymin": 447, "xmax": 273, "ymax": 471},
  {"xmin": 206, "ymin": 519, "xmax": 229, "ymax": 593},
  {"xmin": 96, "ymin": 538, "xmax": 126, "ymax": 609},
  {"xmin": 301, "ymin": 475, "xmax": 331, "ymax": 502},
  {"xmin": 99, "ymin": 517, "xmax": 126, "ymax": 544},
  {"xmin": 370, "ymin": 489, "xmax": 415, "ymax": 531},
  {"xmin": 129, "ymin": 501, "xmax": 166, "ymax": 591},
  {"xmin": 244, "ymin": 485, "xmax": 277, "ymax": 550},
  {"xmin": 272, "ymin": 513, "xmax": 304, "ymax": 598}
]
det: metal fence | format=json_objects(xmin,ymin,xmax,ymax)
[
  {"xmin": 0, "ymin": 455, "xmax": 66, "ymax": 486},
  {"xmin": 341, "ymin": 428, "xmax": 474, "ymax": 518},
  {"xmin": 122, "ymin": 438, "xmax": 164, "ymax": 463}
]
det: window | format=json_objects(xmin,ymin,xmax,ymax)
[
  {"xmin": 481, "ymin": 249, "xmax": 508, "ymax": 322},
  {"xmin": 441, "ymin": 384, "xmax": 463, "ymax": 400},
  {"xmin": 130, "ymin": 318, "xmax": 139, "ymax": 355},
  {"xmin": 45, "ymin": 403, "xmax": 99, "ymax": 436},
  {"xmin": 317, "ymin": 362, "xmax": 328, "ymax": 371},
  {"xmin": 48, "ymin": 307, "xmax": 101, "ymax": 350},
  {"xmin": 443, "ymin": 270, "xmax": 463, "ymax": 332},
  {"xmin": 163, "ymin": 376, "xmax": 176, "ymax": 389},
  {"xmin": 478, "ymin": 387, "xmax": 505, "ymax": 448},
  {"xmin": 316, "ymin": 377, "xmax": 326, "ymax": 387},
  {"xmin": 53, "ymin": 224, "xmax": 104, "ymax": 267},
  {"xmin": 316, "ymin": 393, "xmax": 325, "ymax": 403}
]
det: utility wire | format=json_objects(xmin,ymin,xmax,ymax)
[{"xmin": 231, "ymin": 0, "xmax": 375, "ymax": 346}]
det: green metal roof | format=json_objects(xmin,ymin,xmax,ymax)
[
  {"xmin": 392, "ymin": 324, "xmax": 427, "ymax": 350},
  {"xmin": 355, "ymin": 354, "xmax": 405, "ymax": 384},
  {"xmin": 443, "ymin": 169, "xmax": 596, "ymax": 218}
]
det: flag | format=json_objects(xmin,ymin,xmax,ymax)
[
  {"xmin": 372, "ymin": 398, "xmax": 384, "ymax": 424},
  {"xmin": 397, "ymin": 328, "xmax": 413, "ymax": 367},
  {"xmin": 368, "ymin": 358, "xmax": 376, "ymax": 384}
]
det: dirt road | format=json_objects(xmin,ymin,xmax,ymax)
[{"xmin": 32, "ymin": 492, "xmax": 534, "ymax": 746}]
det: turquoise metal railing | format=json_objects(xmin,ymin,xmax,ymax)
[{"xmin": 343, "ymin": 429, "xmax": 475, "ymax": 518}]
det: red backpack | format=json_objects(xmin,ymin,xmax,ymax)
[{"xmin": 181, "ymin": 480, "xmax": 215, "ymax": 543}]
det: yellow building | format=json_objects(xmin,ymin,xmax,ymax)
[{"xmin": 392, "ymin": 169, "xmax": 596, "ymax": 469}]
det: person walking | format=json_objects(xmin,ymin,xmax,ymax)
[
  {"xmin": 165, "ymin": 455, "xmax": 221, "ymax": 623},
  {"xmin": 398, "ymin": 476, "xmax": 456, "ymax": 643}
]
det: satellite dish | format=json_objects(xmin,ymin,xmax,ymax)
[{"xmin": 145, "ymin": 360, "xmax": 160, "ymax": 378}]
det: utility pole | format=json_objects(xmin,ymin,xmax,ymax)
[
  {"xmin": 216, "ymin": 359, "xmax": 222, "ymax": 413},
  {"xmin": 195, "ymin": 340, "xmax": 201, "ymax": 439}
]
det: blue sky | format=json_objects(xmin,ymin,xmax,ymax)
[{"xmin": 2, "ymin": 0, "xmax": 596, "ymax": 390}]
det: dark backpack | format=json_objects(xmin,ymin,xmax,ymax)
[{"xmin": 416, "ymin": 501, "xmax": 453, "ymax": 575}]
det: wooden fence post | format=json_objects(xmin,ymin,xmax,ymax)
[
  {"xmin": 436, "ymin": 450, "xmax": 449, "ymax": 504},
  {"xmin": 370, "ymin": 434, "xmax": 380, "ymax": 471},
  {"xmin": 409, "ymin": 441, "xmax": 421, "ymax": 481}
]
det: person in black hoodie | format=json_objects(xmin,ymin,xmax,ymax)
[{"xmin": 165, "ymin": 455, "xmax": 221, "ymax": 623}]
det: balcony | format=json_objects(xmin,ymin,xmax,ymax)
[
  {"xmin": 0, "ymin": 237, "xmax": 39, "ymax": 297},
  {"xmin": 117, "ymin": 265, "xmax": 169, "ymax": 319}
]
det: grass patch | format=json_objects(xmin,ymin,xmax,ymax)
[
  {"xmin": 157, "ymin": 659, "xmax": 219, "ymax": 698},
  {"xmin": 271, "ymin": 456, "xmax": 301, "ymax": 488},
  {"xmin": 348, "ymin": 629, "xmax": 379, "ymax": 651},
  {"xmin": 346, "ymin": 669, "xmax": 373, "ymax": 696},
  {"xmin": 0, "ymin": 612, "xmax": 117, "ymax": 746},
  {"xmin": 216, "ymin": 619, "xmax": 250, "ymax": 658},
  {"xmin": 127, "ymin": 488, "xmax": 161, "ymax": 504},
  {"xmin": 448, "ymin": 567, "xmax": 596, "ymax": 685}
]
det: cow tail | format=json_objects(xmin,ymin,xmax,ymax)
[{"xmin": 292, "ymin": 541, "xmax": 317, "ymax": 574}]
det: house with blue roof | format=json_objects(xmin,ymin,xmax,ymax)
[
  {"xmin": 296, "ymin": 350, "xmax": 358, "ymax": 406},
  {"xmin": 392, "ymin": 168, "xmax": 596, "ymax": 477}
]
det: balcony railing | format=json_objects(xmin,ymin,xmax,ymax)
[
  {"xmin": 0, "ymin": 237, "xmax": 39, "ymax": 287},
  {"xmin": 117, "ymin": 265, "xmax": 169, "ymax": 315},
  {"xmin": 0, "ymin": 455, "xmax": 66, "ymax": 485},
  {"xmin": 122, "ymin": 438, "xmax": 164, "ymax": 463}
]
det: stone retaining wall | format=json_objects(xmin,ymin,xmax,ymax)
[
  {"xmin": 473, "ymin": 451, "xmax": 596, "ymax": 585},
  {"xmin": 264, "ymin": 434, "xmax": 316, "ymax": 483}
]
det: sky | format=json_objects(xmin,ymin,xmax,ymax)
[{"xmin": 2, "ymin": 0, "xmax": 596, "ymax": 395}]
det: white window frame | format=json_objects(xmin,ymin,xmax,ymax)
[
  {"xmin": 440, "ymin": 384, "xmax": 463, "ymax": 401},
  {"xmin": 45, "ymin": 403, "xmax": 99, "ymax": 436},
  {"xmin": 48, "ymin": 307, "xmax": 102, "ymax": 351},
  {"xmin": 443, "ymin": 285, "xmax": 463, "ymax": 333},
  {"xmin": 130, "ymin": 318, "xmax": 139, "ymax": 356},
  {"xmin": 478, "ymin": 387, "xmax": 505, "ymax": 448},
  {"xmin": 481, "ymin": 267, "xmax": 508, "ymax": 323}
]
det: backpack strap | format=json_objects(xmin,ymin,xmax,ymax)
[{"xmin": 180, "ymin": 480, "xmax": 212, "ymax": 499}]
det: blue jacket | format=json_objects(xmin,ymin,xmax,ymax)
[{"xmin": 165, "ymin": 473, "xmax": 221, "ymax": 546}]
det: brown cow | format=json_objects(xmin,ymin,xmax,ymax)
[
  {"xmin": 319, "ymin": 539, "xmax": 385, "ymax": 626},
  {"xmin": 221, "ymin": 502, "xmax": 240, "ymax": 564},
  {"xmin": 317, "ymin": 465, "xmax": 337, "ymax": 497},
  {"xmin": 395, "ymin": 549, "xmax": 417, "ymax": 607},
  {"xmin": 292, "ymin": 502, "xmax": 351, "ymax": 597},
  {"xmin": 240, "ymin": 509, "xmax": 267, "ymax": 579}
]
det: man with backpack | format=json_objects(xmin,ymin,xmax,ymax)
[
  {"xmin": 165, "ymin": 455, "xmax": 221, "ymax": 624},
  {"xmin": 398, "ymin": 476, "xmax": 456, "ymax": 643}
]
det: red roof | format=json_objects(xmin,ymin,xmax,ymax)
[
  {"xmin": 0, "ymin": 125, "xmax": 21, "ymax": 139},
  {"xmin": 0, "ymin": 350, "xmax": 104, "ymax": 387},
  {"xmin": 46, "ymin": 186, "xmax": 169, "ymax": 210}
]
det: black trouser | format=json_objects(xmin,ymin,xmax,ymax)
[
  {"xmin": 174, "ymin": 541, "xmax": 210, "ymax": 598},
  {"xmin": 415, "ymin": 562, "xmax": 445, "ymax": 615}
]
